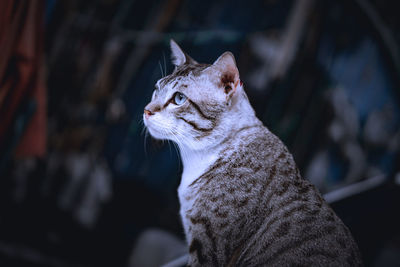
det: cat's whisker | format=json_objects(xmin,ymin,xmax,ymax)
[
  {"xmin": 171, "ymin": 130, "xmax": 190, "ymax": 160},
  {"xmin": 163, "ymin": 52, "xmax": 167, "ymax": 77},
  {"xmin": 140, "ymin": 118, "xmax": 150, "ymax": 156},
  {"xmin": 172, "ymin": 129, "xmax": 202, "ymax": 163},
  {"xmin": 171, "ymin": 129, "xmax": 188, "ymax": 147},
  {"xmin": 167, "ymin": 139, "xmax": 173, "ymax": 157},
  {"xmin": 142, "ymin": 41, "xmax": 362, "ymax": 266},
  {"xmin": 174, "ymin": 128, "xmax": 202, "ymax": 152},
  {"xmin": 158, "ymin": 60, "xmax": 164, "ymax": 78},
  {"xmin": 173, "ymin": 142, "xmax": 182, "ymax": 170},
  {"xmin": 140, "ymin": 119, "xmax": 147, "ymax": 136},
  {"xmin": 143, "ymin": 128, "xmax": 149, "ymax": 156},
  {"xmin": 168, "ymin": 130, "xmax": 183, "ymax": 170}
]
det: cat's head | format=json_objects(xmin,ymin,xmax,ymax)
[{"xmin": 143, "ymin": 40, "xmax": 253, "ymax": 151}]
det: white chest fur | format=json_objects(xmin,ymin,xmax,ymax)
[{"xmin": 177, "ymin": 151, "xmax": 217, "ymax": 242}]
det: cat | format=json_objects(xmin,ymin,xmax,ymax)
[{"xmin": 143, "ymin": 40, "xmax": 362, "ymax": 266}]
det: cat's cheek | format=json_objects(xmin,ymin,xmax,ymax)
[{"xmin": 146, "ymin": 126, "xmax": 165, "ymax": 140}]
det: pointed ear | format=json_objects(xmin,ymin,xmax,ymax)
[
  {"xmin": 213, "ymin": 52, "xmax": 240, "ymax": 96},
  {"xmin": 213, "ymin": 52, "xmax": 239, "ymax": 80},
  {"xmin": 170, "ymin": 39, "xmax": 198, "ymax": 67},
  {"xmin": 170, "ymin": 39, "xmax": 186, "ymax": 66}
]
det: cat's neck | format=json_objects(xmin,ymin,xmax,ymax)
[
  {"xmin": 178, "ymin": 92, "xmax": 262, "ymax": 190},
  {"xmin": 179, "ymin": 149, "xmax": 218, "ymax": 191}
]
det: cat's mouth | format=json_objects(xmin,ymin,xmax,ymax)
[{"xmin": 143, "ymin": 114, "xmax": 168, "ymax": 140}]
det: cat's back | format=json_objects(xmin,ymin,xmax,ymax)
[{"xmin": 188, "ymin": 125, "xmax": 362, "ymax": 266}]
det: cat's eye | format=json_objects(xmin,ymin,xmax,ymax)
[{"xmin": 173, "ymin": 92, "xmax": 187, "ymax": 105}]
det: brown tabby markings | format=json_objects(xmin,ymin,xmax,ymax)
[
  {"xmin": 187, "ymin": 99, "xmax": 214, "ymax": 121},
  {"xmin": 145, "ymin": 43, "xmax": 363, "ymax": 266},
  {"xmin": 189, "ymin": 216, "xmax": 219, "ymax": 266},
  {"xmin": 268, "ymin": 225, "xmax": 336, "ymax": 261},
  {"xmin": 185, "ymin": 127, "xmax": 361, "ymax": 266},
  {"xmin": 226, "ymin": 243, "xmax": 244, "ymax": 267},
  {"xmin": 189, "ymin": 239, "xmax": 205, "ymax": 264},
  {"xmin": 177, "ymin": 116, "xmax": 212, "ymax": 132},
  {"xmin": 160, "ymin": 63, "xmax": 210, "ymax": 87}
]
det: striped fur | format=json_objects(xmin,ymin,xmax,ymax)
[{"xmin": 143, "ymin": 40, "xmax": 362, "ymax": 266}]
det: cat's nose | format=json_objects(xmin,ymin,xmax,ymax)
[{"xmin": 144, "ymin": 109, "xmax": 154, "ymax": 119}]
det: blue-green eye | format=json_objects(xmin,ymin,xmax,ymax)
[{"xmin": 173, "ymin": 92, "xmax": 187, "ymax": 105}]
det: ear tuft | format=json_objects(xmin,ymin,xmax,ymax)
[
  {"xmin": 170, "ymin": 39, "xmax": 186, "ymax": 67},
  {"xmin": 213, "ymin": 52, "xmax": 239, "ymax": 90}
]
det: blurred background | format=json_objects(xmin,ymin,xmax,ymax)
[{"xmin": 1, "ymin": 0, "xmax": 400, "ymax": 266}]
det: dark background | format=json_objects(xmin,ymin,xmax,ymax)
[{"xmin": 0, "ymin": 0, "xmax": 400, "ymax": 266}]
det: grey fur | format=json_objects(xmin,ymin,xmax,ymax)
[
  {"xmin": 143, "ymin": 41, "xmax": 362, "ymax": 267},
  {"xmin": 185, "ymin": 126, "xmax": 362, "ymax": 266}
]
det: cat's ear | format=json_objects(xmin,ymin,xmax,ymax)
[
  {"xmin": 213, "ymin": 52, "xmax": 240, "ymax": 99},
  {"xmin": 170, "ymin": 39, "xmax": 197, "ymax": 67}
]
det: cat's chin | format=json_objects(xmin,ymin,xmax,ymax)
[
  {"xmin": 145, "ymin": 125, "xmax": 169, "ymax": 141},
  {"xmin": 146, "ymin": 128, "xmax": 161, "ymax": 139}
]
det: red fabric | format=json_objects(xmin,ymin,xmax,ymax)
[{"xmin": 0, "ymin": 0, "xmax": 47, "ymax": 158}]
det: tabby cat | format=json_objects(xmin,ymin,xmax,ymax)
[{"xmin": 143, "ymin": 40, "xmax": 362, "ymax": 266}]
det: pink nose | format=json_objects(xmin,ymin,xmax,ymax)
[{"xmin": 144, "ymin": 109, "xmax": 154, "ymax": 119}]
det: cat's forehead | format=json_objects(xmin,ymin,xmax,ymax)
[{"xmin": 157, "ymin": 63, "xmax": 211, "ymax": 89}]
